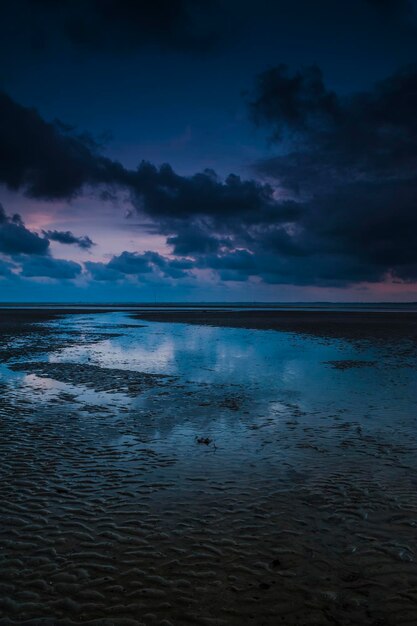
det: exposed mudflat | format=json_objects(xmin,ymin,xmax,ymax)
[
  {"xmin": 1, "ymin": 310, "xmax": 417, "ymax": 625},
  {"xmin": 132, "ymin": 309, "xmax": 417, "ymax": 343},
  {"xmin": 9, "ymin": 362, "xmax": 174, "ymax": 396}
]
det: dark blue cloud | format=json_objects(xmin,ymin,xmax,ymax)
[
  {"xmin": 84, "ymin": 261, "xmax": 123, "ymax": 282},
  {"xmin": 249, "ymin": 64, "xmax": 340, "ymax": 142},
  {"xmin": 19, "ymin": 255, "xmax": 82, "ymax": 279},
  {"xmin": 87, "ymin": 251, "xmax": 192, "ymax": 282},
  {"xmin": 108, "ymin": 251, "xmax": 192, "ymax": 280},
  {"xmin": 0, "ymin": 90, "xmax": 127, "ymax": 199},
  {"xmin": 0, "ymin": 203, "xmax": 49, "ymax": 255},
  {"xmin": 107, "ymin": 251, "xmax": 154, "ymax": 275},
  {"xmin": 43, "ymin": 229, "xmax": 95, "ymax": 249},
  {"xmin": 244, "ymin": 64, "xmax": 417, "ymax": 283},
  {"xmin": 0, "ymin": 204, "xmax": 85, "ymax": 281},
  {"xmin": 251, "ymin": 64, "xmax": 417, "ymax": 190},
  {"xmin": 167, "ymin": 227, "xmax": 231, "ymax": 255}
]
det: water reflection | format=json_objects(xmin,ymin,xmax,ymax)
[{"xmin": 2, "ymin": 311, "xmax": 417, "ymax": 437}]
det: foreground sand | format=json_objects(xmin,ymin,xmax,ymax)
[{"xmin": 1, "ymin": 309, "xmax": 417, "ymax": 625}]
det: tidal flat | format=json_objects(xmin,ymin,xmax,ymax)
[{"xmin": 1, "ymin": 308, "xmax": 417, "ymax": 625}]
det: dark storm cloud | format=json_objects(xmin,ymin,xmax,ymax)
[
  {"xmin": 127, "ymin": 163, "xmax": 303, "ymax": 274},
  {"xmin": 166, "ymin": 227, "xmax": 230, "ymax": 255},
  {"xmin": 28, "ymin": 0, "xmax": 217, "ymax": 54},
  {"xmin": 130, "ymin": 163, "xmax": 300, "ymax": 224},
  {"xmin": 0, "ymin": 90, "xmax": 288, "ymax": 229},
  {"xmin": 244, "ymin": 64, "xmax": 417, "ymax": 284},
  {"xmin": 18, "ymin": 255, "xmax": 82, "ymax": 279},
  {"xmin": 249, "ymin": 64, "xmax": 340, "ymax": 142},
  {"xmin": 108, "ymin": 250, "xmax": 192, "ymax": 279},
  {"xmin": 87, "ymin": 251, "xmax": 192, "ymax": 282},
  {"xmin": 196, "ymin": 248, "xmax": 382, "ymax": 286},
  {"xmin": 43, "ymin": 229, "xmax": 95, "ymax": 249},
  {"xmin": 115, "ymin": 63, "xmax": 417, "ymax": 287},
  {"xmin": 0, "ymin": 91, "xmax": 128, "ymax": 200},
  {"xmin": 251, "ymin": 64, "xmax": 417, "ymax": 187},
  {"xmin": 0, "ymin": 203, "xmax": 49, "ymax": 255},
  {"xmin": 0, "ymin": 88, "xmax": 301, "ymax": 266}
]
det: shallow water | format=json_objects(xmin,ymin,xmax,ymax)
[{"xmin": 1, "ymin": 312, "xmax": 417, "ymax": 625}]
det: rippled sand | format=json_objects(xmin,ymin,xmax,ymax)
[{"xmin": 1, "ymin": 310, "xmax": 417, "ymax": 625}]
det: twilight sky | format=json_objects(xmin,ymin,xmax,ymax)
[{"xmin": 1, "ymin": 0, "xmax": 417, "ymax": 302}]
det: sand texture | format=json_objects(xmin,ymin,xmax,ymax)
[{"xmin": 1, "ymin": 309, "xmax": 417, "ymax": 625}]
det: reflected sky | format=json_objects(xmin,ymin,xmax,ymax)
[
  {"xmin": 1, "ymin": 312, "xmax": 417, "ymax": 475},
  {"xmin": 0, "ymin": 313, "xmax": 413, "ymax": 420},
  {"xmin": 45, "ymin": 313, "xmax": 415, "ymax": 419}
]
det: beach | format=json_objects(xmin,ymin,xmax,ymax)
[{"xmin": 1, "ymin": 308, "xmax": 417, "ymax": 625}]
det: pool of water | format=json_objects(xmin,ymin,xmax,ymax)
[{"xmin": 16, "ymin": 312, "xmax": 417, "ymax": 413}]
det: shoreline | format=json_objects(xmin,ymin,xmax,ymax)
[
  {"xmin": 2, "ymin": 307, "xmax": 417, "ymax": 343},
  {"xmin": 131, "ymin": 308, "xmax": 417, "ymax": 342}
]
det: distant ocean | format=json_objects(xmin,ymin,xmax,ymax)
[{"xmin": 1, "ymin": 302, "xmax": 417, "ymax": 312}]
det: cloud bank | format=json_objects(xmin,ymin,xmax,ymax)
[{"xmin": 2, "ymin": 62, "xmax": 417, "ymax": 289}]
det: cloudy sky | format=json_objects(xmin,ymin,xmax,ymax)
[{"xmin": 1, "ymin": 0, "xmax": 417, "ymax": 302}]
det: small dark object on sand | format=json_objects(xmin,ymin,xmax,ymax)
[
  {"xmin": 196, "ymin": 436, "xmax": 212, "ymax": 445},
  {"xmin": 259, "ymin": 582, "xmax": 271, "ymax": 590}
]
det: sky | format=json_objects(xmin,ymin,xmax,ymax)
[{"xmin": 1, "ymin": 0, "xmax": 417, "ymax": 302}]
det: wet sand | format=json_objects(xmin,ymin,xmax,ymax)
[
  {"xmin": 132, "ymin": 308, "xmax": 417, "ymax": 342},
  {"xmin": 1, "ymin": 309, "xmax": 417, "ymax": 625}
]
